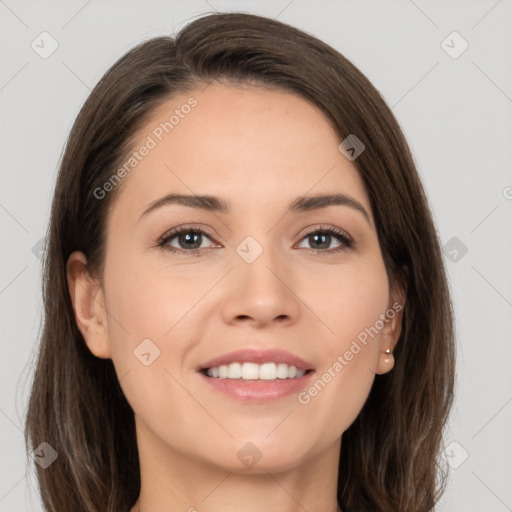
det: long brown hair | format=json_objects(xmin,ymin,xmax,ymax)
[{"xmin": 24, "ymin": 11, "xmax": 455, "ymax": 512}]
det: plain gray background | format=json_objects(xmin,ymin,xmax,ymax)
[{"xmin": 1, "ymin": 1, "xmax": 511, "ymax": 510}]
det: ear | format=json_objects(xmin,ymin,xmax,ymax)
[
  {"xmin": 375, "ymin": 277, "xmax": 406, "ymax": 375},
  {"xmin": 66, "ymin": 251, "xmax": 111, "ymax": 359}
]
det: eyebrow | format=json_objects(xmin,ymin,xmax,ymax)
[{"xmin": 138, "ymin": 192, "xmax": 371, "ymax": 224}]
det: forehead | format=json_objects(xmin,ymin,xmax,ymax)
[{"xmin": 108, "ymin": 83, "xmax": 372, "ymax": 223}]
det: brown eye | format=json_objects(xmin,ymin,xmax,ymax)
[
  {"xmin": 157, "ymin": 226, "xmax": 217, "ymax": 255},
  {"xmin": 296, "ymin": 226, "xmax": 353, "ymax": 253}
]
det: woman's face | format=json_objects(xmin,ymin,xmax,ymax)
[{"xmin": 68, "ymin": 83, "xmax": 403, "ymax": 474}]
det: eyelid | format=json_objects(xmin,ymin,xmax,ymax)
[
  {"xmin": 298, "ymin": 224, "xmax": 353, "ymax": 243},
  {"xmin": 158, "ymin": 223, "xmax": 216, "ymax": 241}
]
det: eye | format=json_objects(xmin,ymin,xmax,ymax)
[
  {"xmin": 296, "ymin": 226, "xmax": 353, "ymax": 253},
  {"xmin": 156, "ymin": 224, "xmax": 354, "ymax": 256},
  {"xmin": 157, "ymin": 225, "xmax": 218, "ymax": 255}
]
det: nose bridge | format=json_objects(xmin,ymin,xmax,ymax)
[
  {"xmin": 222, "ymin": 232, "xmax": 300, "ymax": 325},
  {"xmin": 236, "ymin": 232, "xmax": 287, "ymax": 295}
]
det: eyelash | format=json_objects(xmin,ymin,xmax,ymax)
[{"xmin": 156, "ymin": 224, "xmax": 354, "ymax": 256}]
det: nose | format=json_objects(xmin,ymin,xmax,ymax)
[{"xmin": 221, "ymin": 244, "xmax": 301, "ymax": 329}]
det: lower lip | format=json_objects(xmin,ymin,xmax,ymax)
[{"xmin": 198, "ymin": 370, "xmax": 316, "ymax": 402}]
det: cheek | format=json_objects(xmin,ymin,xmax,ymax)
[
  {"xmin": 101, "ymin": 251, "xmax": 222, "ymax": 411},
  {"xmin": 103, "ymin": 253, "xmax": 204, "ymax": 352},
  {"xmin": 305, "ymin": 254, "xmax": 390, "ymax": 352},
  {"xmin": 100, "ymin": 258, "xmax": 208, "ymax": 430},
  {"xmin": 296, "ymin": 257, "xmax": 389, "ymax": 431}
]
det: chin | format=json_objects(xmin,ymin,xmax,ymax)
[{"xmin": 207, "ymin": 436, "xmax": 314, "ymax": 474}]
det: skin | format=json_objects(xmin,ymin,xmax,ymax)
[{"xmin": 67, "ymin": 83, "xmax": 405, "ymax": 512}]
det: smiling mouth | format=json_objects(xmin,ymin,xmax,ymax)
[{"xmin": 199, "ymin": 362, "xmax": 315, "ymax": 381}]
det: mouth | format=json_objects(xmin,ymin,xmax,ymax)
[
  {"xmin": 197, "ymin": 347, "xmax": 315, "ymax": 379},
  {"xmin": 196, "ymin": 348, "xmax": 316, "ymax": 402},
  {"xmin": 199, "ymin": 363, "xmax": 315, "ymax": 381}
]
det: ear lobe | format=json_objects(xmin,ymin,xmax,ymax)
[
  {"xmin": 375, "ymin": 279, "xmax": 406, "ymax": 375},
  {"xmin": 66, "ymin": 251, "xmax": 111, "ymax": 359}
]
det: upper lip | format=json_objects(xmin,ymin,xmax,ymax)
[{"xmin": 198, "ymin": 348, "xmax": 315, "ymax": 372}]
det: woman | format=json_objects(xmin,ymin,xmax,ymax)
[{"xmin": 24, "ymin": 11, "xmax": 455, "ymax": 512}]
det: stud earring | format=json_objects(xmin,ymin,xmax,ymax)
[{"xmin": 385, "ymin": 348, "xmax": 392, "ymax": 355}]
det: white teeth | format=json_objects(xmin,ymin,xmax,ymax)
[
  {"xmin": 242, "ymin": 362, "xmax": 259, "ymax": 380},
  {"xmin": 276, "ymin": 363, "xmax": 289, "ymax": 379},
  {"xmin": 227, "ymin": 362, "xmax": 242, "ymax": 379},
  {"xmin": 205, "ymin": 362, "xmax": 307, "ymax": 380},
  {"xmin": 259, "ymin": 362, "xmax": 276, "ymax": 380}
]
